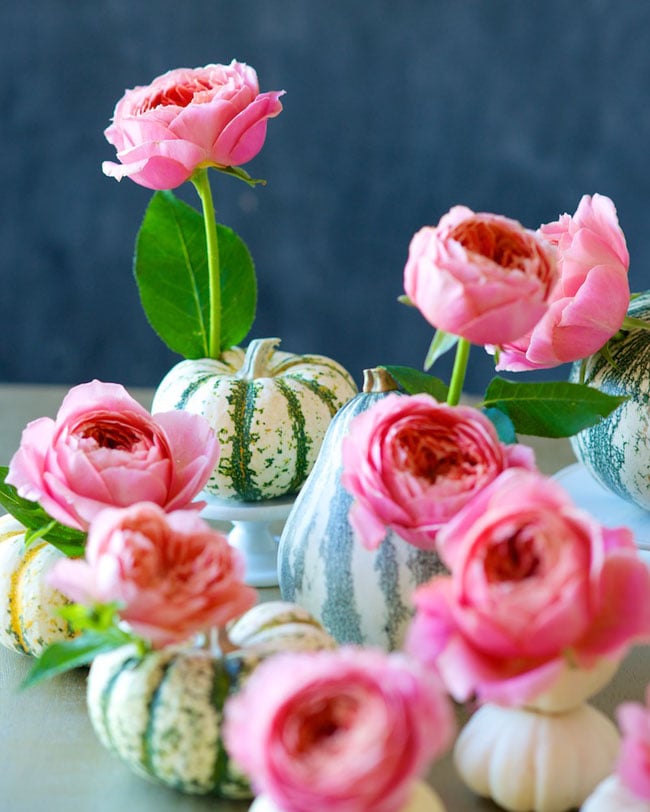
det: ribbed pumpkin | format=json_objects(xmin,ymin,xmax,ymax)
[
  {"xmin": 570, "ymin": 291, "xmax": 650, "ymax": 510},
  {"xmin": 151, "ymin": 337, "xmax": 357, "ymax": 502},
  {"xmin": 0, "ymin": 513, "xmax": 76, "ymax": 656},
  {"xmin": 278, "ymin": 368, "xmax": 446, "ymax": 651},
  {"xmin": 86, "ymin": 601, "xmax": 337, "ymax": 798}
]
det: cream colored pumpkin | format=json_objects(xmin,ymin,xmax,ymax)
[
  {"xmin": 151, "ymin": 337, "xmax": 357, "ymax": 502},
  {"xmin": 0, "ymin": 513, "xmax": 76, "ymax": 656},
  {"xmin": 86, "ymin": 601, "xmax": 337, "ymax": 798}
]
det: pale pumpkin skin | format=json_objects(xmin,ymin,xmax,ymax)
[
  {"xmin": 582, "ymin": 775, "xmax": 650, "ymax": 812},
  {"xmin": 0, "ymin": 513, "xmax": 76, "ymax": 656},
  {"xmin": 570, "ymin": 291, "xmax": 650, "ymax": 510},
  {"xmin": 152, "ymin": 337, "xmax": 357, "ymax": 502},
  {"xmin": 86, "ymin": 601, "xmax": 337, "ymax": 798}
]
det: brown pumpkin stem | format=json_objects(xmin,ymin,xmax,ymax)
[
  {"xmin": 237, "ymin": 337, "xmax": 281, "ymax": 381},
  {"xmin": 217, "ymin": 625, "xmax": 239, "ymax": 655},
  {"xmin": 362, "ymin": 367, "xmax": 400, "ymax": 394}
]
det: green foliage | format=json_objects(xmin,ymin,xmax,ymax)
[
  {"xmin": 0, "ymin": 467, "xmax": 85, "ymax": 557},
  {"xmin": 423, "ymin": 330, "xmax": 459, "ymax": 371},
  {"xmin": 134, "ymin": 191, "xmax": 256, "ymax": 358},
  {"xmin": 482, "ymin": 378, "xmax": 628, "ymax": 439},
  {"xmin": 380, "ymin": 365, "xmax": 449, "ymax": 402}
]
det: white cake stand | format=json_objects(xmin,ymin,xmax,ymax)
[{"xmin": 200, "ymin": 492, "xmax": 295, "ymax": 587}]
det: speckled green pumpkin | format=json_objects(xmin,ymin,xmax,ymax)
[
  {"xmin": 86, "ymin": 601, "xmax": 337, "ymax": 798},
  {"xmin": 570, "ymin": 292, "xmax": 650, "ymax": 510},
  {"xmin": 278, "ymin": 368, "xmax": 446, "ymax": 651},
  {"xmin": 0, "ymin": 513, "xmax": 76, "ymax": 656},
  {"xmin": 151, "ymin": 337, "xmax": 357, "ymax": 502}
]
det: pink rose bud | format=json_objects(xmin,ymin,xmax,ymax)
[
  {"xmin": 494, "ymin": 194, "xmax": 630, "ymax": 370},
  {"xmin": 407, "ymin": 469, "xmax": 650, "ymax": 706},
  {"xmin": 223, "ymin": 647, "xmax": 455, "ymax": 812},
  {"xmin": 49, "ymin": 502, "xmax": 256, "ymax": 647},
  {"xmin": 6, "ymin": 380, "xmax": 220, "ymax": 530},
  {"xmin": 616, "ymin": 687, "xmax": 650, "ymax": 801},
  {"xmin": 102, "ymin": 60, "xmax": 284, "ymax": 190},
  {"xmin": 404, "ymin": 205, "xmax": 557, "ymax": 345},
  {"xmin": 341, "ymin": 393, "xmax": 536, "ymax": 550}
]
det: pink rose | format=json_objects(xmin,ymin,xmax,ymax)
[
  {"xmin": 49, "ymin": 503, "xmax": 256, "ymax": 647},
  {"xmin": 340, "ymin": 393, "xmax": 536, "ymax": 551},
  {"xmin": 403, "ymin": 205, "xmax": 558, "ymax": 345},
  {"xmin": 407, "ymin": 469, "xmax": 650, "ymax": 706},
  {"xmin": 616, "ymin": 687, "xmax": 650, "ymax": 800},
  {"xmin": 494, "ymin": 194, "xmax": 630, "ymax": 371},
  {"xmin": 223, "ymin": 647, "xmax": 454, "ymax": 812},
  {"xmin": 6, "ymin": 380, "xmax": 220, "ymax": 531},
  {"xmin": 102, "ymin": 60, "xmax": 284, "ymax": 190}
]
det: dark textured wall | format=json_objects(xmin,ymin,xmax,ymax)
[{"xmin": 2, "ymin": 1, "xmax": 650, "ymax": 394}]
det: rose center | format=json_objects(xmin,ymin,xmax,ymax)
[
  {"xmin": 451, "ymin": 219, "xmax": 533, "ymax": 270},
  {"xmin": 290, "ymin": 695, "xmax": 358, "ymax": 755},
  {"xmin": 138, "ymin": 79, "xmax": 215, "ymax": 113},
  {"xmin": 78, "ymin": 421, "xmax": 143, "ymax": 451},
  {"xmin": 396, "ymin": 430, "xmax": 469, "ymax": 482},
  {"xmin": 484, "ymin": 531, "xmax": 540, "ymax": 583}
]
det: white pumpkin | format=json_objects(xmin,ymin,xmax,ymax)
[
  {"xmin": 86, "ymin": 601, "xmax": 337, "ymax": 798},
  {"xmin": 582, "ymin": 775, "xmax": 649, "ymax": 812},
  {"xmin": 249, "ymin": 780, "xmax": 447, "ymax": 812},
  {"xmin": 570, "ymin": 291, "xmax": 650, "ymax": 510},
  {"xmin": 454, "ymin": 702, "xmax": 619, "ymax": 812},
  {"xmin": 152, "ymin": 337, "xmax": 357, "ymax": 502},
  {"xmin": 0, "ymin": 513, "xmax": 76, "ymax": 656}
]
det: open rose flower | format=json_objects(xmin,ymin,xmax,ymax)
[
  {"xmin": 223, "ymin": 647, "xmax": 454, "ymax": 812},
  {"xmin": 49, "ymin": 502, "xmax": 256, "ymax": 647},
  {"xmin": 614, "ymin": 687, "xmax": 650, "ymax": 801},
  {"xmin": 340, "ymin": 393, "xmax": 535, "ymax": 551},
  {"xmin": 102, "ymin": 60, "xmax": 284, "ymax": 190},
  {"xmin": 6, "ymin": 380, "xmax": 220, "ymax": 531},
  {"xmin": 494, "ymin": 194, "xmax": 630, "ymax": 371},
  {"xmin": 403, "ymin": 205, "xmax": 558, "ymax": 345},
  {"xmin": 407, "ymin": 469, "xmax": 650, "ymax": 706}
]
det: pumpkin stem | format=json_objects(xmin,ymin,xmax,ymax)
[
  {"xmin": 237, "ymin": 337, "xmax": 281, "ymax": 381},
  {"xmin": 362, "ymin": 367, "xmax": 400, "ymax": 393},
  {"xmin": 217, "ymin": 626, "xmax": 239, "ymax": 655}
]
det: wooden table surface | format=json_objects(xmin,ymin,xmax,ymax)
[{"xmin": 1, "ymin": 384, "xmax": 649, "ymax": 812}]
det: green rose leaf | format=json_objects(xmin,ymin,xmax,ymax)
[
  {"xmin": 482, "ymin": 378, "xmax": 628, "ymax": 438},
  {"xmin": 483, "ymin": 406, "xmax": 518, "ymax": 444},
  {"xmin": 134, "ymin": 191, "xmax": 256, "ymax": 359},
  {"xmin": 424, "ymin": 330, "xmax": 459, "ymax": 371},
  {"xmin": 0, "ymin": 467, "xmax": 86, "ymax": 557},
  {"xmin": 380, "ymin": 365, "xmax": 449, "ymax": 402}
]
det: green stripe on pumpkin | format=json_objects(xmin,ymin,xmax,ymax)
[
  {"xmin": 286, "ymin": 374, "xmax": 341, "ymax": 416},
  {"xmin": 142, "ymin": 658, "xmax": 175, "ymax": 778},
  {"xmin": 275, "ymin": 379, "xmax": 310, "ymax": 493}
]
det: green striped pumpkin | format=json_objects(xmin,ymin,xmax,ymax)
[
  {"xmin": 570, "ymin": 291, "xmax": 650, "ymax": 510},
  {"xmin": 86, "ymin": 601, "xmax": 337, "ymax": 798},
  {"xmin": 0, "ymin": 513, "xmax": 76, "ymax": 656},
  {"xmin": 278, "ymin": 368, "xmax": 446, "ymax": 651},
  {"xmin": 151, "ymin": 337, "xmax": 357, "ymax": 502}
]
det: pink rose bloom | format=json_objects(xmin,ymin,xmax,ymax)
[
  {"xmin": 340, "ymin": 393, "xmax": 535, "ymax": 551},
  {"xmin": 6, "ymin": 380, "xmax": 220, "ymax": 531},
  {"xmin": 403, "ymin": 205, "xmax": 558, "ymax": 345},
  {"xmin": 102, "ymin": 60, "xmax": 284, "ymax": 190},
  {"xmin": 616, "ymin": 687, "xmax": 650, "ymax": 800},
  {"xmin": 407, "ymin": 469, "xmax": 650, "ymax": 706},
  {"xmin": 494, "ymin": 194, "xmax": 630, "ymax": 371},
  {"xmin": 49, "ymin": 503, "xmax": 256, "ymax": 647},
  {"xmin": 223, "ymin": 647, "xmax": 454, "ymax": 812}
]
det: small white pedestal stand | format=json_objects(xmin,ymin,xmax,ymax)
[{"xmin": 200, "ymin": 493, "xmax": 295, "ymax": 587}]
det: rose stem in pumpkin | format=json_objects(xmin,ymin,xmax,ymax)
[
  {"xmin": 191, "ymin": 168, "xmax": 221, "ymax": 358},
  {"xmin": 446, "ymin": 338, "xmax": 471, "ymax": 406}
]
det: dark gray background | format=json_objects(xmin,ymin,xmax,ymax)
[{"xmin": 2, "ymin": 1, "xmax": 649, "ymax": 394}]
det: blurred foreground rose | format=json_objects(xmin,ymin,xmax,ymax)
[
  {"xmin": 494, "ymin": 194, "xmax": 630, "ymax": 371},
  {"xmin": 615, "ymin": 688, "xmax": 650, "ymax": 800},
  {"xmin": 102, "ymin": 60, "xmax": 284, "ymax": 190},
  {"xmin": 404, "ymin": 205, "xmax": 557, "ymax": 345},
  {"xmin": 6, "ymin": 380, "xmax": 219, "ymax": 531},
  {"xmin": 49, "ymin": 503, "xmax": 256, "ymax": 647},
  {"xmin": 407, "ymin": 469, "xmax": 650, "ymax": 706},
  {"xmin": 223, "ymin": 647, "xmax": 454, "ymax": 812},
  {"xmin": 340, "ymin": 393, "xmax": 535, "ymax": 550}
]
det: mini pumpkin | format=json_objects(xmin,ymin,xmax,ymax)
[
  {"xmin": 151, "ymin": 337, "xmax": 357, "ymax": 502},
  {"xmin": 0, "ymin": 513, "xmax": 76, "ymax": 656},
  {"xmin": 86, "ymin": 601, "xmax": 337, "ymax": 798}
]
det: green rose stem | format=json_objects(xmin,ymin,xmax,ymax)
[
  {"xmin": 191, "ymin": 167, "xmax": 221, "ymax": 359},
  {"xmin": 446, "ymin": 338, "xmax": 471, "ymax": 406},
  {"xmin": 621, "ymin": 315, "xmax": 650, "ymax": 331}
]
